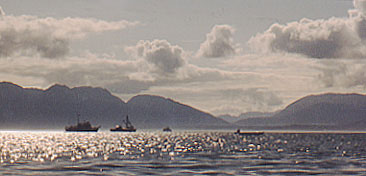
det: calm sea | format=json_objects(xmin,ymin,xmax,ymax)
[{"xmin": 0, "ymin": 131, "xmax": 365, "ymax": 175}]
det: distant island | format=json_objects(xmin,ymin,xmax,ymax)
[{"xmin": 0, "ymin": 81, "xmax": 366, "ymax": 131}]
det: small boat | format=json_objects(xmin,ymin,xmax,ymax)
[
  {"xmin": 234, "ymin": 129, "xmax": 264, "ymax": 135},
  {"xmin": 163, "ymin": 126, "xmax": 172, "ymax": 132},
  {"xmin": 110, "ymin": 115, "xmax": 136, "ymax": 132},
  {"xmin": 65, "ymin": 114, "xmax": 100, "ymax": 132}
]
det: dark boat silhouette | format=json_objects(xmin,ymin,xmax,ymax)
[
  {"xmin": 110, "ymin": 115, "xmax": 136, "ymax": 132},
  {"xmin": 65, "ymin": 114, "xmax": 100, "ymax": 132},
  {"xmin": 163, "ymin": 126, "xmax": 172, "ymax": 132},
  {"xmin": 234, "ymin": 129, "xmax": 264, "ymax": 135}
]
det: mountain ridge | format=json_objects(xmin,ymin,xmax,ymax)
[
  {"xmin": 236, "ymin": 93, "xmax": 366, "ymax": 129},
  {"xmin": 2, "ymin": 81, "xmax": 366, "ymax": 130},
  {"xmin": 0, "ymin": 82, "xmax": 228, "ymax": 130}
]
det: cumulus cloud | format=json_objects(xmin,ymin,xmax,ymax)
[
  {"xmin": 125, "ymin": 40, "xmax": 186, "ymax": 75},
  {"xmin": 0, "ymin": 13, "xmax": 137, "ymax": 58},
  {"xmin": 354, "ymin": 0, "xmax": 366, "ymax": 13},
  {"xmin": 197, "ymin": 25, "xmax": 239, "ymax": 58},
  {"xmin": 245, "ymin": 0, "xmax": 366, "ymax": 92},
  {"xmin": 248, "ymin": 0, "xmax": 366, "ymax": 59}
]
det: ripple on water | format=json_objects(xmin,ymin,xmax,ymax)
[{"xmin": 0, "ymin": 131, "xmax": 366, "ymax": 175}]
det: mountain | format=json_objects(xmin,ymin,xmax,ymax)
[
  {"xmin": 236, "ymin": 93, "xmax": 366, "ymax": 129},
  {"xmin": 0, "ymin": 82, "xmax": 127, "ymax": 129},
  {"xmin": 218, "ymin": 112, "xmax": 275, "ymax": 123},
  {"xmin": 127, "ymin": 95, "xmax": 229, "ymax": 128},
  {"xmin": 4, "ymin": 82, "xmax": 365, "ymax": 131},
  {"xmin": 0, "ymin": 82, "xmax": 228, "ymax": 130}
]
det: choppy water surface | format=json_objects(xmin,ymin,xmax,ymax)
[{"xmin": 0, "ymin": 131, "xmax": 366, "ymax": 175}]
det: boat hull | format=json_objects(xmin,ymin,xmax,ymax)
[
  {"xmin": 110, "ymin": 127, "xmax": 136, "ymax": 132},
  {"xmin": 110, "ymin": 129, "xmax": 136, "ymax": 132},
  {"xmin": 65, "ymin": 121, "xmax": 101, "ymax": 132},
  {"xmin": 234, "ymin": 131, "xmax": 264, "ymax": 135},
  {"xmin": 65, "ymin": 128, "xmax": 99, "ymax": 132}
]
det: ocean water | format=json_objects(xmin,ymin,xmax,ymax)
[{"xmin": 0, "ymin": 131, "xmax": 366, "ymax": 175}]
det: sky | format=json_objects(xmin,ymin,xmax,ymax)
[{"xmin": 1, "ymin": 0, "xmax": 366, "ymax": 116}]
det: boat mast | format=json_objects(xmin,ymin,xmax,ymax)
[
  {"xmin": 77, "ymin": 113, "xmax": 80, "ymax": 124},
  {"xmin": 125, "ymin": 115, "xmax": 131, "ymax": 128}
]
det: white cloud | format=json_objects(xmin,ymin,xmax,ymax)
[
  {"xmin": 125, "ymin": 40, "xmax": 186, "ymax": 75},
  {"xmin": 248, "ymin": 2, "xmax": 366, "ymax": 59},
  {"xmin": 197, "ymin": 25, "xmax": 239, "ymax": 58},
  {"xmin": 244, "ymin": 0, "xmax": 366, "ymax": 92},
  {"xmin": 0, "ymin": 13, "xmax": 138, "ymax": 58},
  {"xmin": 354, "ymin": 0, "xmax": 366, "ymax": 14},
  {"xmin": 242, "ymin": 0, "xmax": 366, "ymax": 97}
]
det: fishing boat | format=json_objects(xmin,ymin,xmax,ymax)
[
  {"xmin": 163, "ymin": 126, "xmax": 172, "ymax": 132},
  {"xmin": 234, "ymin": 129, "xmax": 264, "ymax": 135},
  {"xmin": 110, "ymin": 115, "xmax": 136, "ymax": 132},
  {"xmin": 65, "ymin": 114, "xmax": 100, "ymax": 132}
]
